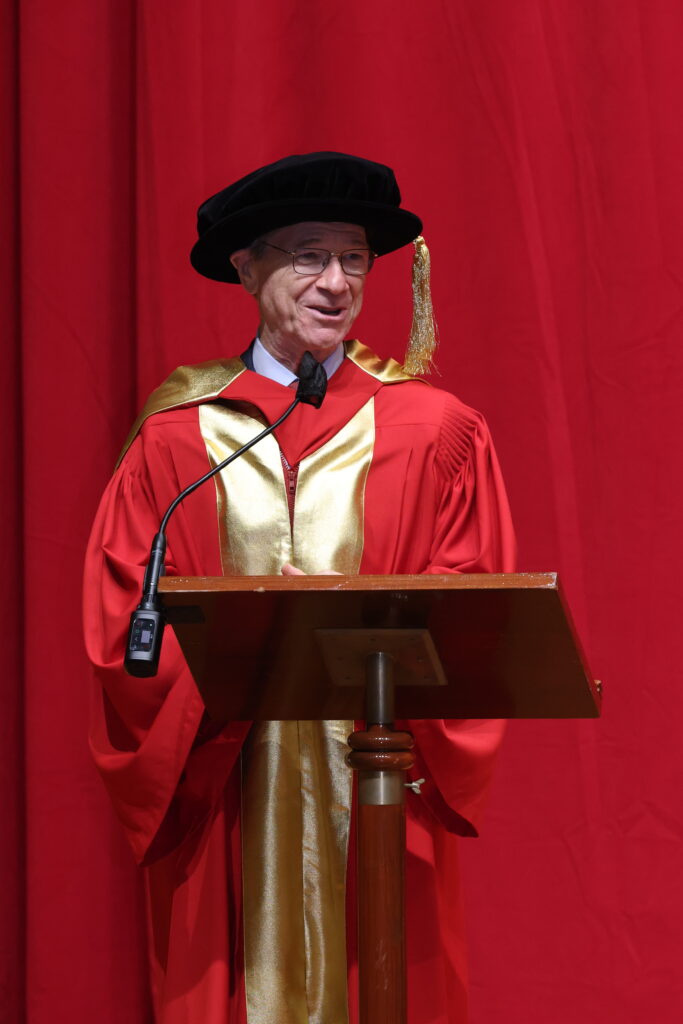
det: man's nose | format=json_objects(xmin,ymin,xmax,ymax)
[{"xmin": 316, "ymin": 255, "xmax": 348, "ymax": 292}]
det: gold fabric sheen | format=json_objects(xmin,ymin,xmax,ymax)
[
  {"xmin": 198, "ymin": 395, "xmax": 376, "ymax": 1024},
  {"xmin": 241, "ymin": 720, "xmax": 354, "ymax": 1024},
  {"xmin": 293, "ymin": 397, "xmax": 375, "ymax": 574},
  {"xmin": 115, "ymin": 357, "xmax": 246, "ymax": 467},
  {"xmin": 199, "ymin": 402, "xmax": 292, "ymax": 575},
  {"xmin": 344, "ymin": 338, "xmax": 420, "ymax": 384}
]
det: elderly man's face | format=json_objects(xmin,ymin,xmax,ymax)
[{"xmin": 230, "ymin": 222, "xmax": 368, "ymax": 371}]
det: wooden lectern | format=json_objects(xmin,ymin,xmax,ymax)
[{"xmin": 160, "ymin": 572, "xmax": 600, "ymax": 1024}]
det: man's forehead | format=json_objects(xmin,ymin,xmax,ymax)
[{"xmin": 268, "ymin": 221, "xmax": 368, "ymax": 247}]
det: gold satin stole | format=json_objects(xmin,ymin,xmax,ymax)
[{"xmin": 198, "ymin": 395, "xmax": 376, "ymax": 1024}]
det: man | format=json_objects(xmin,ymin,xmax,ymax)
[{"xmin": 84, "ymin": 152, "xmax": 516, "ymax": 1024}]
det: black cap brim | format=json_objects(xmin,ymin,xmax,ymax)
[{"xmin": 190, "ymin": 198, "xmax": 422, "ymax": 283}]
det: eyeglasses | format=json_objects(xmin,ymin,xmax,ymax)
[{"xmin": 262, "ymin": 242, "xmax": 376, "ymax": 276}]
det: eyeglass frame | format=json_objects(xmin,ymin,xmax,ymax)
[{"xmin": 259, "ymin": 241, "xmax": 377, "ymax": 276}]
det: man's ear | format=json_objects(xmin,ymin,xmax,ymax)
[{"xmin": 230, "ymin": 248, "xmax": 259, "ymax": 294}]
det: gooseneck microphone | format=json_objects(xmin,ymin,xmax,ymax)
[{"xmin": 124, "ymin": 351, "xmax": 328, "ymax": 677}]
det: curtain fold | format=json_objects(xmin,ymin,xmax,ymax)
[{"xmin": 1, "ymin": 2, "xmax": 24, "ymax": 1020}]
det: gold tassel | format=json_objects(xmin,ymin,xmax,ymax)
[{"xmin": 403, "ymin": 235, "xmax": 438, "ymax": 376}]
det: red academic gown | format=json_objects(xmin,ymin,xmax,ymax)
[{"xmin": 84, "ymin": 343, "xmax": 516, "ymax": 1024}]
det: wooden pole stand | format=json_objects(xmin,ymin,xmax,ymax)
[{"xmin": 347, "ymin": 652, "xmax": 415, "ymax": 1024}]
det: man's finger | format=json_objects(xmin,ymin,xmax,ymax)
[{"xmin": 281, "ymin": 563, "xmax": 306, "ymax": 575}]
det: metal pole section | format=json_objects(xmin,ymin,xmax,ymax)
[
  {"xmin": 359, "ymin": 652, "xmax": 404, "ymax": 807},
  {"xmin": 365, "ymin": 650, "xmax": 394, "ymax": 725}
]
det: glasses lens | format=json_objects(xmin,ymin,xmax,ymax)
[
  {"xmin": 292, "ymin": 249, "xmax": 327, "ymax": 275},
  {"xmin": 341, "ymin": 250, "xmax": 373, "ymax": 275}
]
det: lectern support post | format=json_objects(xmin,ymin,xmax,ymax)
[{"xmin": 347, "ymin": 651, "xmax": 416, "ymax": 1024}]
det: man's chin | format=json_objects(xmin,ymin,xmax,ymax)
[{"xmin": 298, "ymin": 330, "xmax": 347, "ymax": 360}]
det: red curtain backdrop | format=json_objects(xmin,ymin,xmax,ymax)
[{"xmin": 3, "ymin": 1, "xmax": 682, "ymax": 1020}]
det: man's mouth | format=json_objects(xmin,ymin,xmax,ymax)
[{"xmin": 309, "ymin": 306, "xmax": 345, "ymax": 318}]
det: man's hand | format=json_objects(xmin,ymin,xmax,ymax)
[{"xmin": 281, "ymin": 563, "xmax": 342, "ymax": 576}]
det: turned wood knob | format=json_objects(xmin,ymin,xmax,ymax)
[{"xmin": 347, "ymin": 724, "xmax": 415, "ymax": 773}]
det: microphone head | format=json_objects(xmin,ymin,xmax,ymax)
[{"xmin": 296, "ymin": 351, "xmax": 328, "ymax": 408}]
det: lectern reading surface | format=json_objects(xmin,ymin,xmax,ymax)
[{"xmin": 160, "ymin": 572, "xmax": 600, "ymax": 722}]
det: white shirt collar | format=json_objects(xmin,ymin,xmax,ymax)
[{"xmin": 252, "ymin": 336, "xmax": 344, "ymax": 386}]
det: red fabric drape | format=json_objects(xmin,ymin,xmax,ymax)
[{"xmin": 3, "ymin": 1, "xmax": 682, "ymax": 1021}]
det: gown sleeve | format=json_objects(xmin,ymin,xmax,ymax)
[
  {"xmin": 408, "ymin": 393, "xmax": 517, "ymax": 836},
  {"xmin": 83, "ymin": 430, "xmax": 249, "ymax": 865}
]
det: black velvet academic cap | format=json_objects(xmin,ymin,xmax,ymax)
[{"xmin": 190, "ymin": 151, "xmax": 423, "ymax": 283}]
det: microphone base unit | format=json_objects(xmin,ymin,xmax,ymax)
[{"xmin": 125, "ymin": 605, "xmax": 165, "ymax": 677}]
